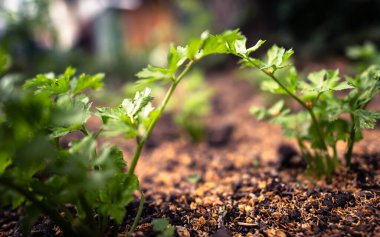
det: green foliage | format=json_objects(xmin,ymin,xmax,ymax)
[
  {"xmin": 1, "ymin": 27, "xmax": 378, "ymax": 237},
  {"xmin": 97, "ymin": 88, "xmax": 155, "ymax": 138},
  {"xmin": 152, "ymin": 219, "xmax": 175, "ymax": 237},
  {"xmin": 168, "ymin": 70, "xmax": 213, "ymax": 142},
  {"xmin": 0, "ymin": 29, "xmax": 256, "ymax": 235},
  {"xmin": 231, "ymin": 35, "xmax": 380, "ymax": 178},
  {"xmin": 346, "ymin": 42, "xmax": 380, "ymax": 70},
  {"xmin": 0, "ymin": 49, "xmax": 11, "ymax": 75},
  {"xmin": 346, "ymin": 42, "xmax": 378, "ymax": 61},
  {"xmin": 0, "ymin": 64, "xmax": 145, "ymax": 236},
  {"xmin": 186, "ymin": 173, "xmax": 202, "ymax": 184}
]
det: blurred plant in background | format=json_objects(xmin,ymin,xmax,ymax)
[
  {"xmin": 346, "ymin": 42, "xmax": 380, "ymax": 73},
  {"xmin": 168, "ymin": 70, "xmax": 213, "ymax": 143},
  {"xmin": 0, "ymin": 0, "xmax": 55, "ymax": 73}
]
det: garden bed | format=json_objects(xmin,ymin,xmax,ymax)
[
  {"xmin": 1, "ymin": 70, "xmax": 379, "ymax": 237},
  {"xmin": 123, "ymin": 72, "xmax": 380, "ymax": 237}
]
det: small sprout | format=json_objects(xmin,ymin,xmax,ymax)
[
  {"xmin": 152, "ymin": 219, "xmax": 175, "ymax": 237},
  {"xmin": 237, "ymin": 41, "xmax": 380, "ymax": 178},
  {"xmin": 252, "ymin": 159, "xmax": 260, "ymax": 169},
  {"xmin": 186, "ymin": 173, "xmax": 202, "ymax": 184}
]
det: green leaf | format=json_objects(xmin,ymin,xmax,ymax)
[
  {"xmin": 268, "ymin": 100, "xmax": 285, "ymax": 116},
  {"xmin": 272, "ymin": 111, "xmax": 310, "ymax": 138},
  {"xmin": 101, "ymin": 120, "xmax": 137, "ymax": 138},
  {"xmin": 187, "ymin": 38, "xmax": 203, "ymax": 60},
  {"xmin": 260, "ymin": 80, "xmax": 285, "ymax": 94},
  {"xmin": 250, "ymin": 106, "xmax": 267, "ymax": 120},
  {"xmin": 20, "ymin": 204, "xmax": 41, "ymax": 235},
  {"xmin": 49, "ymin": 127, "xmax": 75, "ymax": 138},
  {"xmin": 305, "ymin": 69, "xmax": 353, "ymax": 93},
  {"xmin": 167, "ymin": 45, "xmax": 187, "ymax": 74},
  {"xmin": 72, "ymin": 73, "xmax": 104, "ymax": 95},
  {"xmin": 202, "ymin": 35, "xmax": 229, "ymax": 56},
  {"xmin": 152, "ymin": 218, "xmax": 170, "ymax": 232},
  {"xmin": 246, "ymin": 40, "xmax": 266, "ymax": 55},
  {"xmin": 50, "ymin": 95, "xmax": 92, "ymax": 137},
  {"xmin": 97, "ymin": 174, "xmax": 139, "ymax": 224},
  {"xmin": 0, "ymin": 154, "xmax": 12, "ymax": 175},
  {"xmin": 284, "ymin": 67, "xmax": 298, "ymax": 94},
  {"xmin": 121, "ymin": 88, "xmax": 153, "ymax": 124},
  {"xmin": 0, "ymin": 50, "xmax": 11, "ymax": 74},
  {"xmin": 186, "ymin": 173, "xmax": 202, "ymax": 184},
  {"xmin": 346, "ymin": 42, "xmax": 377, "ymax": 60},
  {"xmin": 326, "ymin": 119, "xmax": 349, "ymax": 146},
  {"xmin": 333, "ymin": 81, "xmax": 354, "ymax": 91},
  {"xmin": 234, "ymin": 38, "xmax": 247, "ymax": 55},
  {"xmin": 353, "ymin": 109, "xmax": 380, "ymax": 129},
  {"xmin": 97, "ymin": 106, "xmax": 126, "ymax": 123},
  {"xmin": 136, "ymin": 65, "xmax": 171, "ymax": 87},
  {"xmin": 158, "ymin": 228, "xmax": 175, "ymax": 237},
  {"xmin": 94, "ymin": 145, "xmax": 125, "ymax": 171},
  {"xmin": 308, "ymin": 123, "xmax": 326, "ymax": 149},
  {"xmin": 152, "ymin": 219, "xmax": 174, "ymax": 237},
  {"xmin": 223, "ymin": 29, "xmax": 245, "ymax": 51},
  {"xmin": 265, "ymin": 45, "xmax": 294, "ymax": 70},
  {"xmin": 68, "ymin": 135, "xmax": 96, "ymax": 158},
  {"xmin": 347, "ymin": 65, "xmax": 380, "ymax": 108},
  {"xmin": 97, "ymin": 89, "xmax": 154, "ymax": 137},
  {"xmin": 23, "ymin": 73, "xmax": 70, "ymax": 96}
]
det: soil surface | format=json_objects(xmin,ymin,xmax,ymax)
[{"xmin": 1, "ymin": 71, "xmax": 380, "ymax": 237}]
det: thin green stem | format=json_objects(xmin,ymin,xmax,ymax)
[
  {"xmin": 127, "ymin": 189, "xmax": 145, "ymax": 236},
  {"xmin": 333, "ymin": 143, "xmax": 338, "ymax": 167},
  {"xmin": 81, "ymin": 124, "xmax": 90, "ymax": 136},
  {"xmin": 246, "ymin": 58, "xmax": 328, "ymax": 152},
  {"xmin": 345, "ymin": 114, "xmax": 356, "ymax": 167},
  {"xmin": 0, "ymin": 177, "xmax": 77, "ymax": 237},
  {"xmin": 127, "ymin": 60, "xmax": 194, "ymax": 176},
  {"xmin": 266, "ymin": 72, "xmax": 328, "ymax": 151},
  {"xmin": 78, "ymin": 194, "xmax": 98, "ymax": 236},
  {"xmin": 94, "ymin": 128, "xmax": 103, "ymax": 139},
  {"xmin": 125, "ymin": 60, "xmax": 194, "ymax": 235},
  {"xmin": 54, "ymin": 137, "xmax": 60, "ymax": 149}
]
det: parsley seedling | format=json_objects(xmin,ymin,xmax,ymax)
[{"xmin": 222, "ymin": 32, "xmax": 380, "ymax": 178}]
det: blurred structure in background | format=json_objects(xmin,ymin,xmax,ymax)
[
  {"xmin": 1, "ymin": 0, "xmax": 380, "ymax": 79},
  {"xmin": 241, "ymin": 0, "xmax": 380, "ymax": 60}
]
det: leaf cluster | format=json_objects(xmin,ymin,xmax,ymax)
[
  {"xmin": 152, "ymin": 218, "xmax": 175, "ymax": 237},
  {"xmin": 1, "ymin": 28, "xmax": 378, "ymax": 236},
  {"xmin": 0, "ymin": 64, "xmax": 146, "ymax": 236},
  {"xmin": 0, "ymin": 29, "xmax": 252, "ymax": 235},
  {"xmin": 231, "ymin": 37, "xmax": 380, "ymax": 178},
  {"xmin": 167, "ymin": 70, "xmax": 213, "ymax": 142}
]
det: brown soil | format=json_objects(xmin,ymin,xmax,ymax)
[
  {"xmin": 1, "ymin": 71, "xmax": 379, "ymax": 237},
  {"xmin": 121, "ymin": 72, "xmax": 380, "ymax": 237}
]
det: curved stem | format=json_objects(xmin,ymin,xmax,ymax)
[
  {"xmin": 81, "ymin": 124, "xmax": 90, "ymax": 136},
  {"xmin": 345, "ymin": 114, "xmax": 356, "ymax": 167},
  {"xmin": 125, "ymin": 60, "xmax": 194, "ymax": 235},
  {"xmin": 78, "ymin": 194, "xmax": 98, "ymax": 236},
  {"xmin": 266, "ymin": 72, "xmax": 327, "ymax": 150},
  {"xmin": 127, "ymin": 189, "xmax": 145, "ymax": 235},
  {"xmin": 127, "ymin": 60, "xmax": 194, "ymax": 176},
  {"xmin": 246, "ymin": 58, "xmax": 328, "ymax": 151}
]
